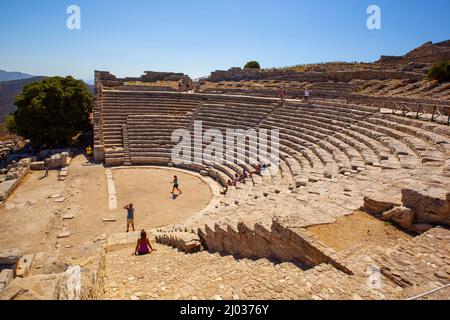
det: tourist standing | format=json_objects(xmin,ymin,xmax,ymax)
[
  {"xmin": 134, "ymin": 230, "xmax": 154, "ymax": 256},
  {"xmin": 44, "ymin": 158, "xmax": 50, "ymax": 177},
  {"xmin": 0, "ymin": 151, "xmax": 7, "ymax": 168},
  {"xmin": 124, "ymin": 203, "xmax": 135, "ymax": 233},
  {"xmin": 280, "ymin": 87, "xmax": 286, "ymax": 101},
  {"xmin": 86, "ymin": 145, "xmax": 93, "ymax": 162},
  {"xmin": 304, "ymin": 89, "xmax": 310, "ymax": 102}
]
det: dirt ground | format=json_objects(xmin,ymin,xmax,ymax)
[
  {"xmin": 0, "ymin": 155, "xmax": 213, "ymax": 262},
  {"xmin": 308, "ymin": 211, "xmax": 413, "ymax": 252},
  {"xmin": 112, "ymin": 168, "xmax": 212, "ymax": 229},
  {"xmin": 0, "ymin": 170, "xmax": 64, "ymax": 255}
]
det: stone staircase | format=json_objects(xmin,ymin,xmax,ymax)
[{"xmin": 102, "ymin": 225, "xmax": 449, "ymax": 300}]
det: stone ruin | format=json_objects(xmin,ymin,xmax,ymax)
[
  {"xmin": 82, "ymin": 66, "xmax": 450, "ymax": 300},
  {"xmin": 0, "ymin": 150, "xmax": 72, "ymax": 203},
  {"xmin": 1, "ymin": 54, "xmax": 450, "ymax": 299},
  {"xmin": 95, "ymin": 70, "xmax": 193, "ymax": 92}
]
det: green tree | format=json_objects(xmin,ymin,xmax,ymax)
[
  {"xmin": 8, "ymin": 76, "xmax": 92, "ymax": 148},
  {"xmin": 427, "ymin": 61, "xmax": 450, "ymax": 82},
  {"xmin": 244, "ymin": 61, "xmax": 261, "ymax": 69}
]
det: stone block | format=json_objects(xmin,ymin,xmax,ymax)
[
  {"xmin": 382, "ymin": 206, "xmax": 415, "ymax": 229},
  {"xmin": 30, "ymin": 161, "xmax": 45, "ymax": 171},
  {"xmin": 0, "ymin": 248, "xmax": 22, "ymax": 265},
  {"xmin": 0, "ymin": 273, "xmax": 61, "ymax": 300},
  {"xmin": 0, "ymin": 269, "xmax": 14, "ymax": 289},
  {"xmin": 411, "ymin": 224, "xmax": 434, "ymax": 234},
  {"xmin": 18, "ymin": 158, "xmax": 32, "ymax": 168},
  {"xmin": 402, "ymin": 188, "xmax": 450, "ymax": 225},
  {"xmin": 15, "ymin": 254, "xmax": 34, "ymax": 278},
  {"xmin": 363, "ymin": 195, "xmax": 400, "ymax": 215}
]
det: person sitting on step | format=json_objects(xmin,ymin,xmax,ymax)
[
  {"xmin": 134, "ymin": 230, "xmax": 154, "ymax": 256},
  {"xmin": 254, "ymin": 163, "xmax": 262, "ymax": 175},
  {"xmin": 233, "ymin": 173, "xmax": 240, "ymax": 188},
  {"xmin": 239, "ymin": 169, "xmax": 248, "ymax": 183},
  {"xmin": 220, "ymin": 180, "xmax": 233, "ymax": 195}
]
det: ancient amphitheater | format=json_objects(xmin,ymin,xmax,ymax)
[{"xmin": 1, "ymin": 43, "xmax": 450, "ymax": 300}]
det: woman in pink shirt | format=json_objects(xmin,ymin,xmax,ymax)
[{"xmin": 134, "ymin": 230, "xmax": 155, "ymax": 256}]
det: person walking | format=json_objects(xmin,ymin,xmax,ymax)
[{"xmin": 171, "ymin": 175, "xmax": 182, "ymax": 195}]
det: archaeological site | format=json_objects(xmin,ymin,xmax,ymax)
[{"xmin": 1, "ymin": 39, "xmax": 449, "ymax": 301}]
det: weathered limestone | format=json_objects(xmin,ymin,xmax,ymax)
[
  {"xmin": 15, "ymin": 254, "xmax": 34, "ymax": 278},
  {"xmin": 0, "ymin": 274, "xmax": 61, "ymax": 300},
  {"xmin": 56, "ymin": 249, "xmax": 106, "ymax": 300},
  {"xmin": 0, "ymin": 247, "xmax": 107, "ymax": 300},
  {"xmin": 402, "ymin": 188, "xmax": 450, "ymax": 225},
  {"xmin": 197, "ymin": 218, "xmax": 353, "ymax": 275},
  {"xmin": 0, "ymin": 248, "xmax": 22, "ymax": 266},
  {"xmin": 0, "ymin": 269, "xmax": 14, "ymax": 291},
  {"xmin": 155, "ymin": 232, "xmax": 202, "ymax": 253},
  {"xmin": 30, "ymin": 152, "xmax": 70, "ymax": 171},
  {"xmin": 363, "ymin": 195, "xmax": 400, "ymax": 215},
  {"xmin": 0, "ymin": 159, "xmax": 31, "ymax": 202},
  {"xmin": 382, "ymin": 206, "xmax": 415, "ymax": 229},
  {"xmin": 363, "ymin": 187, "xmax": 450, "ymax": 233}
]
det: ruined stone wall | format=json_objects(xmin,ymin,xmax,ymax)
[
  {"xmin": 79, "ymin": 246, "xmax": 107, "ymax": 300},
  {"xmin": 208, "ymin": 67, "xmax": 423, "ymax": 83},
  {"xmin": 363, "ymin": 187, "xmax": 450, "ymax": 234},
  {"xmin": 0, "ymin": 158, "xmax": 30, "ymax": 202},
  {"xmin": 93, "ymin": 71, "xmax": 105, "ymax": 162},
  {"xmin": 95, "ymin": 70, "xmax": 192, "ymax": 88},
  {"xmin": 197, "ymin": 219, "xmax": 353, "ymax": 274}
]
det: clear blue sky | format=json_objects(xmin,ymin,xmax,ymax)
[{"xmin": 1, "ymin": 0, "xmax": 449, "ymax": 80}]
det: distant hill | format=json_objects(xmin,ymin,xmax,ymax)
[
  {"xmin": 378, "ymin": 40, "xmax": 450, "ymax": 64},
  {"xmin": 0, "ymin": 77, "xmax": 94, "ymax": 122},
  {"xmin": 0, "ymin": 70, "xmax": 35, "ymax": 81}
]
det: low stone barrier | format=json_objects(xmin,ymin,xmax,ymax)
[
  {"xmin": 363, "ymin": 187, "xmax": 450, "ymax": 233},
  {"xmin": 30, "ymin": 152, "xmax": 71, "ymax": 170},
  {"xmin": 0, "ymin": 159, "xmax": 31, "ymax": 202},
  {"xmin": 0, "ymin": 246, "xmax": 107, "ymax": 300},
  {"xmin": 197, "ymin": 219, "xmax": 353, "ymax": 275},
  {"xmin": 155, "ymin": 232, "xmax": 202, "ymax": 253}
]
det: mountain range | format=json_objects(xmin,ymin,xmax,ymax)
[{"xmin": 0, "ymin": 70, "xmax": 36, "ymax": 82}]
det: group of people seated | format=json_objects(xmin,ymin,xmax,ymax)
[{"xmin": 220, "ymin": 161, "xmax": 269, "ymax": 195}]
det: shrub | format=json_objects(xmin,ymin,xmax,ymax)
[
  {"xmin": 244, "ymin": 61, "xmax": 261, "ymax": 69},
  {"xmin": 9, "ymin": 76, "xmax": 93, "ymax": 148},
  {"xmin": 427, "ymin": 61, "xmax": 450, "ymax": 82}
]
